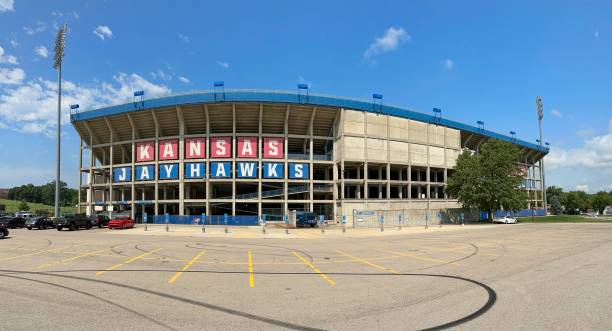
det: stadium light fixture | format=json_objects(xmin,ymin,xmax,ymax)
[
  {"xmin": 545, "ymin": 142, "xmax": 550, "ymax": 146},
  {"xmin": 536, "ymin": 139, "xmax": 541, "ymax": 143},
  {"xmin": 297, "ymin": 83, "xmax": 309, "ymax": 103},
  {"xmin": 477, "ymin": 120, "xmax": 485, "ymax": 131},
  {"xmin": 372, "ymin": 93, "xmax": 383, "ymax": 113},
  {"xmin": 214, "ymin": 81, "xmax": 225, "ymax": 101},
  {"xmin": 432, "ymin": 108, "xmax": 442, "ymax": 124},
  {"xmin": 70, "ymin": 104, "xmax": 79, "ymax": 114},
  {"xmin": 133, "ymin": 90, "xmax": 144, "ymax": 109},
  {"xmin": 510, "ymin": 131, "xmax": 516, "ymax": 140},
  {"xmin": 53, "ymin": 23, "xmax": 68, "ymax": 218}
]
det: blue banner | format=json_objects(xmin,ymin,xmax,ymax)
[
  {"xmin": 289, "ymin": 163, "xmax": 309, "ymax": 179},
  {"xmin": 263, "ymin": 162, "xmax": 283, "ymax": 179},
  {"xmin": 158, "ymin": 163, "xmax": 179, "ymax": 180},
  {"xmin": 113, "ymin": 166, "xmax": 132, "ymax": 182},
  {"xmin": 236, "ymin": 162, "xmax": 257, "ymax": 178},
  {"xmin": 211, "ymin": 162, "xmax": 231, "ymax": 178},
  {"xmin": 136, "ymin": 165, "xmax": 155, "ymax": 181},
  {"xmin": 185, "ymin": 162, "xmax": 206, "ymax": 179}
]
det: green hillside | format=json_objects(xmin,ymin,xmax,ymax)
[{"xmin": 0, "ymin": 199, "xmax": 77, "ymax": 216}]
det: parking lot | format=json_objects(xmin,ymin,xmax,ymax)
[{"xmin": 1, "ymin": 223, "xmax": 612, "ymax": 330}]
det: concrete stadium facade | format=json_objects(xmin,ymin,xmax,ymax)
[{"xmin": 71, "ymin": 90, "xmax": 548, "ymax": 223}]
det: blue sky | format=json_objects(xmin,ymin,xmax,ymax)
[{"xmin": 0, "ymin": 0, "xmax": 611, "ymax": 192}]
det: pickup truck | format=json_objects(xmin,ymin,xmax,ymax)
[{"xmin": 54, "ymin": 214, "xmax": 93, "ymax": 231}]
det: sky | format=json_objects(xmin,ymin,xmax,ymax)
[{"xmin": 0, "ymin": 0, "xmax": 611, "ymax": 193}]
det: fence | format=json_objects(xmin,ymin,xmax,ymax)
[
  {"xmin": 149, "ymin": 215, "xmax": 259, "ymax": 226},
  {"xmin": 352, "ymin": 208, "xmax": 481, "ymax": 228}
]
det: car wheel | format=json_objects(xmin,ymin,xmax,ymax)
[
  {"xmin": 86, "ymin": 223, "xmax": 92, "ymax": 230},
  {"xmin": 98, "ymin": 223, "xmax": 102, "ymax": 228},
  {"xmin": 69, "ymin": 223, "xmax": 75, "ymax": 231},
  {"xmin": 27, "ymin": 226, "xmax": 32, "ymax": 230},
  {"xmin": 41, "ymin": 224, "xmax": 46, "ymax": 230},
  {"xmin": 0, "ymin": 231, "xmax": 4, "ymax": 239},
  {"xmin": 57, "ymin": 226, "xmax": 62, "ymax": 231}
]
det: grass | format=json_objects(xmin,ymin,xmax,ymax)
[
  {"xmin": 0, "ymin": 199, "xmax": 76, "ymax": 216},
  {"xmin": 518, "ymin": 214, "xmax": 612, "ymax": 223}
]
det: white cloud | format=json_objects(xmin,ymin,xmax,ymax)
[
  {"xmin": 0, "ymin": 0, "xmax": 14, "ymax": 12},
  {"xmin": 594, "ymin": 31, "xmax": 599, "ymax": 38},
  {"xmin": 217, "ymin": 61, "xmax": 230, "ymax": 69},
  {"xmin": 150, "ymin": 70, "xmax": 172, "ymax": 81},
  {"xmin": 24, "ymin": 21, "xmax": 47, "ymax": 35},
  {"xmin": 574, "ymin": 184, "xmax": 589, "ymax": 192},
  {"xmin": 35, "ymin": 45, "xmax": 49, "ymax": 58},
  {"xmin": 10, "ymin": 39, "xmax": 19, "ymax": 48},
  {"xmin": 93, "ymin": 25, "xmax": 113, "ymax": 40},
  {"xmin": 0, "ymin": 46, "xmax": 18, "ymax": 64},
  {"xmin": 441, "ymin": 59, "xmax": 454, "ymax": 70},
  {"xmin": 364, "ymin": 26, "xmax": 410, "ymax": 59},
  {"xmin": 51, "ymin": 10, "xmax": 63, "ymax": 17},
  {"xmin": 551, "ymin": 109, "xmax": 563, "ymax": 118},
  {"xmin": 0, "ymin": 67, "xmax": 25, "ymax": 84},
  {"xmin": 178, "ymin": 76, "xmax": 190, "ymax": 83},
  {"xmin": 72, "ymin": 11, "xmax": 80, "ymax": 19},
  {"xmin": 547, "ymin": 118, "xmax": 612, "ymax": 170},
  {"xmin": 178, "ymin": 34, "xmax": 190, "ymax": 43},
  {"xmin": 0, "ymin": 72, "xmax": 170, "ymax": 136}
]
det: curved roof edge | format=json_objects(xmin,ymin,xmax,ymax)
[{"xmin": 70, "ymin": 89, "xmax": 548, "ymax": 154}]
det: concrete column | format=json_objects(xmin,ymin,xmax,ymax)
[
  {"xmin": 177, "ymin": 106, "xmax": 185, "ymax": 216},
  {"xmin": 257, "ymin": 104, "xmax": 263, "ymax": 219},
  {"xmin": 78, "ymin": 139, "xmax": 83, "ymax": 214}
]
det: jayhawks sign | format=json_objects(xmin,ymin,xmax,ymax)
[{"xmin": 114, "ymin": 162, "xmax": 308, "ymax": 181}]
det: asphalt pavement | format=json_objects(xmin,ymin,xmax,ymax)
[{"xmin": 1, "ymin": 223, "xmax": 611, "ymax": 330}]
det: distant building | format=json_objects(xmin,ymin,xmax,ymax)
[{"xmin": 0, "ymin": 188, "xmax": 8, "ymax": 199}]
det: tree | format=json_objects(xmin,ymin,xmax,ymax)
[
  {"xmin": 565, "ymin": 191, "xmax": 589, "ymax": 214},
  {"xmin": 550, "ymin": 195, "xmax": 563, "ymax": 215},
  {"xmin": 592, "ymin": 191, "xmax": 611, "ymax": 215},
  {"xmin": 17, "ymin": 200, "xmax": 30, "ymax": 211},
  {"xmin": 447, "ymin": 140, "xmax": 528, "ymax": 221}
]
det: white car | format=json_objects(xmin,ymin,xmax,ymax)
[{"xmin": 493, "ymin": 216, "xmax": 517, "ymax": 224}]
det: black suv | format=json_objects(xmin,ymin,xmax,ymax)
[
  {"xmin": 90, "ymin": 214, "xmax": 110, "ymax": 228},
  {"xmin": 0, "ymin": 216, "xmax": 25, "ymax": 229},
  {"xmin": 54, "ymin": 214, "xmax": 93, "ymax": 231},
  {"xmin": 26, "ymin": 216, "xmax": 54, "ymax": 230}
]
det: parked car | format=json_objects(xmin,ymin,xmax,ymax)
[
  {"xmin": 493, "ymin": 216, "xmax": 517, "ymax": 224},
  {"xmin": 295, "ymin": 212, "xmax": 318, "ymax": 228},
  {"xmin": 15, "ymin": 211, "xmax": 34, "ymax": 219},
  {"xmin": 54, "ymin": 214, "xmax": 93, "ymax": 231},
  {"xmin": 0, "ymin": 223, "xmax": 8, "ymax": 239},
  {"xmin": 90, "ymin": 214, "xmax": 110, "ymax": 228},
  {"xmin": 26, "ymin": 216, "xmax": 54, "ymax": 230},
  {"xmin": 108, "ymin": 216, "xmax": 135, "ymax": 229},
  {"xmin": 0, "ymin": 216, "xmax": 26, "ymax": 229}
]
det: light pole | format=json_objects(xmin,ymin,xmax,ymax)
[
  {"xmin": 53, "ymin": 24, "xmax": 67, "ymax": 218},
  {"xmin": 536, "ymin": 96, "xmax": 547, "ymax": 215}
]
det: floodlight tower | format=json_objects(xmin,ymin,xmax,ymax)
[
  {"xmin": 53, "ymin": 24, "xmax": 67, "ymax": 218},
  {"xmin": 536, "ymin": 96, "xmax": 547, "ymax": 215}
]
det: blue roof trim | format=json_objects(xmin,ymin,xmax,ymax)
[{"xmin": 71, "ymin": 90, "xmax": 548, "ymax": 154}]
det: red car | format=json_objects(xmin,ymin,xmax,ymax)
[{"xmin": 108, "ymin": 216, "xmax": 135, "ymax": 229}]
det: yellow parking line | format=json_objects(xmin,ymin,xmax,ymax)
[
  {"xmin": 292, "ymin": 251, "xmax": 335, "ymax": 286},
  {"xmin": 97, "ymin": 248, "xmax": 162, "ymax": 277},
  {"xmin": 0, "ymin": 243, "xmax": 82, "ymax": 262},
  {"xmin": 377, "ymin": 249, "xmax": 459, "ymax": 266},
  {"xmin": 248, "ymin": 251, "xmax": 255, "ymax": 288},
  {"xmin": 336, "ymin": 250, "xmax": 399, "ymax": 274},
  {"xmin": 38, "ymin": 248, "xmax": 110, "ymax": 269},
  {"xmin": 168, "ymin": 250, "xmax": 206, "ymax": 284}
]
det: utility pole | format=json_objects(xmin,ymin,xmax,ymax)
[
  {"xmin": 53, "ymin": 24, "xmax": 68, "ymax": 218},
  {"xmin": 536, "ymin": 96, "xmax": 547, "ymax": 215}
]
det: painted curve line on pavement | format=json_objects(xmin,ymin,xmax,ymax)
[{"xmin": 0, "ymin": 269, "xmax": 496, "ymax": 330}]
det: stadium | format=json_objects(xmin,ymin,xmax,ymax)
[{"xmin": 70, "ymin": 88, "xmax": 549, "ymax": 225}]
